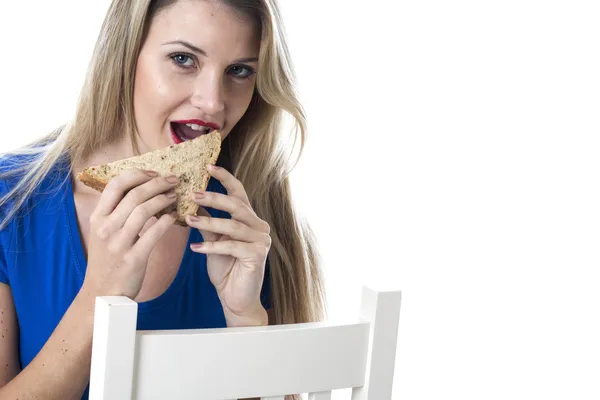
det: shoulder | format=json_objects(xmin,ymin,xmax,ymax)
[
  {"xmin": 0, "ymin": 154, "xmax": 24, "ymax": 283},
  {"xmin": 0, "ymin": 151, "xmax": 47, "ymax": 193},
  {"xmin": 0, "ymin": 151, "xmax": 70, "ymax": 281},
  {"xmin": 0, "ymin": 151, "xmax": 70, "ymax": 224},
  {"xmin": 0, "ymin": 153, "xmax": 27, "ymax": 220}
]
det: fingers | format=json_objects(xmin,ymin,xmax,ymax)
[
  {"xmin": 133, "ymin": 212, "xmax": 178, "ymax": 259},
  {"xmin": 92, "ymin": 171, "xmax": 180, "ymax": 247},
  {"xmin": 206, "ymin": 164, "xmax": 251, "ymax": 207},
  {"xmin": 109, "ymin": 175, "xmax": 179, "ymax": 227},
  {"xmin": 94, "ymin": 169, "xmax": 158, "ymax": 217},
  {"xmin": 138, "ymin": 216, "xmax": 158, "ymax": 238},
  {"xmin": 185, "ymin": 215, "xmax": 269, "ymax": 244},
  {"xmin": 191, "ymin": 191, "xmax": 269, "ymax": 234},
  {"xmin": 119, "ymin": 191, "xmax": 178, "ymax": 245},
  {"xmin": 202, "ymin": 165, "xmax": 270, "ymax": 234},
  {"xmin": 188, "ymin": 207, "xmax": 221, "ymax": 242},
  {"xmin": 190, "ymin": 240, "xmax": 269, "ymax": 265}
]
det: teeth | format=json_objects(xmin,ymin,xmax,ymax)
[
  {"xmin": 186, "ymin": 123, "xmax": 201, "ymax": 131},
  {"xmin": 185, "ymin": 123, "xmax": 212, "ymax": 133}
]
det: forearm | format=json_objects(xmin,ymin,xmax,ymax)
[{"xmin": 0, "ymin": 289, "xmax": 96, "ymax": 400}]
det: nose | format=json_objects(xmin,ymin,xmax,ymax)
[{"xmin": 190, "ymin": 70, "xmax": 225, "ymax": 115}]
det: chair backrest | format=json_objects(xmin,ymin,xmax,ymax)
[{"xmin": 88, "ymin": 286, "xmax": 402, "ymax": 400}]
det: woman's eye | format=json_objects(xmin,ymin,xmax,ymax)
[
  {"xmin": 229, "ymin": 65, "xmax": 256, "ymax": 79},
  {"xmin": 171, "ymin": 54, "xmax": 195, "ymax": 68}
]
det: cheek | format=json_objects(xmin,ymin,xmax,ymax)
[
  {"xmin": 134, "ymin": 56, "xmax": 180, "ymax": 124},
  {"xmin": 228, "ymin": 84, "xmax": 256, "ymax": 121}
]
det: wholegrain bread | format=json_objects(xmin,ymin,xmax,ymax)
[{"xmin": 76, "ymin": 131, "xmax": 222, "ymax": 226}]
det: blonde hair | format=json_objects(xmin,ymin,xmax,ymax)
[{"xmin": 0, "ymin": 0, "xmax": 326, "ymax": 354}]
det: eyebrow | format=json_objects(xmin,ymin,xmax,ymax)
[{"xmin": 163, "ymin": 40, "xmax": 258, "ymax": 63}]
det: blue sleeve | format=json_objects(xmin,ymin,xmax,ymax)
[
  {"xmin": 0, "ymin": 178, "xmax": 12, "ymax": 285},
  {"xmin": 0, "ymin": 243, "xmax": 8, "ymax": 285}
]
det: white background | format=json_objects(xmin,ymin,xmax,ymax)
[{"xmin": 1, "ymin": 1, "xmax": 599, "ymax": 399}]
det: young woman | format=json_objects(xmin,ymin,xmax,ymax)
[{"xmin": 0, "ymin": 0, "xmax": 325, "ymax": 398}]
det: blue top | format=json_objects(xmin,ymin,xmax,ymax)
[{"xmin": 0, "ymin": 153, "xmax": 271, "ymax": 399}]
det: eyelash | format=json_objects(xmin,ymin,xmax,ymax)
[{"xmin": 169, "ymin": 53, "xmax": 256, "ymax": 80}]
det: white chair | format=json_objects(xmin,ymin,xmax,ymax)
[{"xmin": 88, "ymin": 286, "xmax": 402, "ymax": 400}]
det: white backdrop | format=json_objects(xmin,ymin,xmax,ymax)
[{"xmin": 1, "ymin": 1, "xmax": 599, "ymax": 399}]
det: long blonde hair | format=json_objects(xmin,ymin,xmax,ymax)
[{"xmin": 0, "ymin": 0, "xmax": 326, "ymax": 336}]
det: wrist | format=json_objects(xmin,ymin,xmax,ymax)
[
  {"xmin": 74, "ymin": 286, "xmax": 100, "ymax": 322},
  {"xmin": 223, "ymin": 304, "xmax": 268, "ymax": 328}
]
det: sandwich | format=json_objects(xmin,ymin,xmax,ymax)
[{"xmin": 76, "ymin": 130, "xmax": 222, "ymax": 226}]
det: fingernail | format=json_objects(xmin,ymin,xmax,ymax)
[
  {"xmin": 194, "ymin": 191, "xmax": 205, "ymax": 198},
  {"xmin": 166, "ymin": 175, "xmax": 179, "ymax": 184},
  {"xmin": 144, "ymin": 170, "xmax": 158, "ymax": 177},
  {"xmin": 166, "ymin": 190, "xmax": 177, "ymax": 199},
  {"xmin": 191, "ymin": 243, "xmax": 204, "ymax": 250},
  {"xmin": 187, "ymin": 215, "xmax": 200, "ymax": 222},
  {"xmin": 208, "ymin": 164, "xmax": 220, "ymax": 170}
]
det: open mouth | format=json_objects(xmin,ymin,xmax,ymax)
[{"xmin": 170, "ymin": 121, "xmax": 217, "ymax": 144}]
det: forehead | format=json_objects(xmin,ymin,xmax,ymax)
[{"xmin": 148, "ymin": 0, "xmax": 260, "ymax": 56}]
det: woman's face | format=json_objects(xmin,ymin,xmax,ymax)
[{"xmin": 132, "ymin": 0, "xmax": 260, "ymax": 152}]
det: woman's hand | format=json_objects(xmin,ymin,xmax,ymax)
[
  {"xmin": 186, "ymin": 164, "xmax": 271, "ymax": 327},
  {"xmin": 82, "ymin": 170, "xmax": 179, "ymax": 299}
]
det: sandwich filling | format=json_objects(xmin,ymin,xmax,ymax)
[{"xmin": 171, "ymin": 122, "xmax": 214, "ymax": 142}]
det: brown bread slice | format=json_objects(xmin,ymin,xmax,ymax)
[{"xmin": 76, "ymin": 131, "xmax": 222, "ymax": 226}]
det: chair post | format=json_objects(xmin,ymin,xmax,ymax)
[
  {"xmin": 351, "ymin": 286, "xmax": 402, "ymax": 400},
  {"xmin": 89, "ymin": 296, "xmax": 139, "ymax": 400}
]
